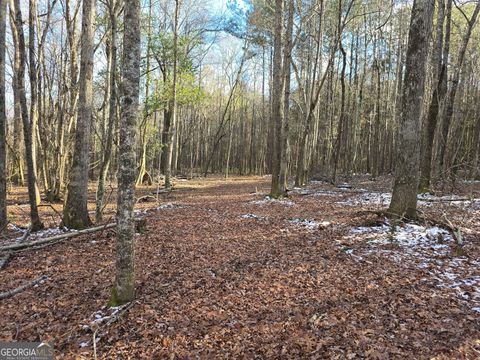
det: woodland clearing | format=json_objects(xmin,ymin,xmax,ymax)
[{"xmin": 0, "ymin": 175, "xmax": 479, "ymax": 359}]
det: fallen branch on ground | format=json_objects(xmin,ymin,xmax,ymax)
[
  {"xmin": 92, "ymin": 301, "xmax": 138, "ymax": 359},
  {"xmin": 0, "ymin": 253, "xmax": 11, "ymax": 270},
  {"xmin": 136, "ymin": 195, "xmax": 157, "ymax": 204},
  {"xmin": 0, "ymin": 223, "xmax": 116, "ymax": 252},
  {"xmin": 0, "ymin": 275, "xmax": 48, "ymax": 300},
  {"xmin": 0, "ymin": 218, "xmax": 145, "ymax": 253},
  {"xmin": 419, "ymin": 197, "xmax": 473, "ymax": 202},
  {"xmin": 17, "ymin": 225, "xmax": 31, "ymax": 243}
]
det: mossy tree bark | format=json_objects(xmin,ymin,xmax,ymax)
[
  {"xmin": 63, "ymin": 0, "xmax": 96, "ymax": 229},
  {"xmin": 388, "ymin": 0, "xmax": 435, "ymax": 219},
  {"xmin": 112, "ymin": 0, "xmax": 141, "ymax": 306}
]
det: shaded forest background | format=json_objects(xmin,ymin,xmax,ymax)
[{"xmin": 1, "ymin": 0, "xmax": 479, "ymax": 218}]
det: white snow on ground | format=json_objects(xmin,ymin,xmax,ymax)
[
  {"xmin": 134, "ymin": 202, "xmax": 184, "ymax": 215},
  {"xmin": 288, "ymin": 218, "xmax": 331, "ymax": 230},
  {"xmin": 337, "ymin": 191, "xmax": 480, "ymax": 209},
  {"xmin": 250, "ymin": 196, "xmax": 295, "ymax": 206},
  {"xmin": 338, "ymin": 192, "xmax": 392, "ymax": 206},
  {"xmin": 241, "ymin": 213, "xmax": 265, "ymax": 220},
  {"xmin": 156, "ymin": 202, "xmax": 183, "ymax": 210},
  {"xmin": 22, "ymin": 227, "xmax": 76, "ymax": 242},
  {"xmin": 289, "ymin": 188, "xmax": 341, "ymax": 197},
  {"xmin": 345, "ymin": 221, "xmax": 480, "ymax": 313}
]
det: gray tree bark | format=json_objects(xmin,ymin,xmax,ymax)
[
  {"xmin": 278, "ymin": 0, "xmax": 294, "ymax": 195},
  {"xmin": 0, "ymin": 0, "xmax": 6, "ymax": 229},
  {"xmin": 388, "ymin": 0, "xmax": 435, "ymax": 219},
  {"xmin": 419, "ymin": 0, "xmax": 448, "ymax": 191},
  {"xmin": 269, "ymin": 0, "xmax": 284, "ymax": 198},
  {"xmin": 28, "ymin": 0, "xmax": 41, "ymax": 206},
  {"xmin": 96, "ymin": 0, "xmax": 118, "ymax": 223},
  {"xmin": 437, "ymin": 1, "xmax": 480, "ymax": 175},
  {"xmin": 63, "ymin": 0, "xmax": 96, "ymax": 229},
  {"xmin": 10, "ymin": 0, "xmax": 43, "ymax": 231},
  {"xmin": 164, "ymin": 0, "xmax": 180, "ymax": 189},
  {"xmin": 111, "ymin": 0, "xmax": 141, "ymax": 305}
]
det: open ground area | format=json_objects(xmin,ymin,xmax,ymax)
[{"xmin": 1, "ymin": 176, "xmax": 479, "ymax": 359}]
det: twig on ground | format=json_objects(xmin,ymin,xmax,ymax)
[
  {"xmin": 17, "ymin": 225, "xmax": 32, "ymax": 243},
  {"xmin": 135, "ymin": 195, "xmax": 157, "ymax": 204},
  {"xmin": 93, "ymin": 301, "xmax": 138, "ymax": 359},
  {"xmin": 0, "ymin": 275, "xmax": 48, "ymax": 300}
]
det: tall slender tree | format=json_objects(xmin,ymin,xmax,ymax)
[
  {"xmin": 96, "ymin": 0, "xmax": 119, "ymax": 223},
  {"xmin": 164, "ymin": 0, "xmax": 180, "ymax": 189},
  {"xmin": 388, "ymin": 0, "xmax": 435, "ymax": 219},
  {"xmin": 28, "ymin": 0, "xmax": 41, "ymax": 205},
  {"xmin": 419, "ymin": 0, "xmax": 448, "ymax": 191},
  {"xmin": 0, "ymin": 0, "xmax": 6, "ymax": 229},
  {"xmin": 270, "ymin": 0, "xmax": 284, "ymax": 198},
  {"xmin": 10, "ymin": 0, "xmax": 43, "ymax": 231},
  {"xmin": 111, "ymin": 0, "xmax": 141, "ymax": 305},
  {"xmin": 63, "ymin": 0, "xmax": 96, "ymax": 229}
]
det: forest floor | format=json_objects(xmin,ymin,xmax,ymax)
[{"xmin": 0, "ymin": 175, "xmax": 479, "ymax": 359}]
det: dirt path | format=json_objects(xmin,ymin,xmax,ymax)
[{"xmin": 0, "ymin": 176, "xmax": 479, "ymax": 359}]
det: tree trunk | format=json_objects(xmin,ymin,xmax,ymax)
[
  {"xmin": 28, "ymin": 0, "xmax": 41, "ymax": 206},
  {"xmin": 278, "ymin": 0, "xmax": 294, "ymax": 194},
  {"xmin": 164, "ymin": 0, "xmax": 180, "ymax": 189},
  {"xmin": 10, "ymin": 0, "xmax": 43, "ymax": 231},
  {"xmin": 0, "ymin": 0, "xmax": 6, "ymax": 229},
  {"xmin": 437, "ymin": 1, "xmax": 480, "ymax": 175},
  {"xmin": 136, "ymin": 0, "xmax": 153, "ymax": 186},
  {"xmin": 112, "ymin": 0, "xmax": 141, "ymax": 306},
  {"xmin": 269, "ymin": 0, "xmax": 284, "ymax": 198},
  {"xmin": 419, "ymin": 0, "xmax": 448, "ymax": 191},
  {"xmin": 96, "ymin": 0, "xmax": 118, "ymax": 223},
  {"xmin": 388, "ymin": 0, "xmax": 435, "ymax": 219},
  {"xmin": 63, "ymin": 0, "xmax": 96, "ymax": 229}
]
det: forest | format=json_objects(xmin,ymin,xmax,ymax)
[{"xmin": 0, "ymin": 0, "xmax": 479, "ymax": 358}]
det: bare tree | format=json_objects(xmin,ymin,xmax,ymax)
[
  {"xmin": 96, "ymin": 0, "xmax": 119, "ymax": 223},
  {"xmin": 270, "ymin": 0, "xmax": 284, "ymax": 198},
  {"xmin": 164, "ymin": 0, "xmax": 180, "ymax": 189},
  {"xmin": 10, "ymin": 0, "xmax": 43, "ymax": 231},
  {"xmin": 388, "ymin": 0, "xmax": 435, "ymax": 219},
  {"xmin": 111, "ymin": 0, "xmax": 141, "ymax": 305},
  {"xmin": 63, "ymin": 0, "xmax": 96, "ymax": 229},
  {"xmin": 0, "ymin": 0, "xmax": 6, "ymax": 229}
]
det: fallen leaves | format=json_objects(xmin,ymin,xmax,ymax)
[{"xmin": 0, "ymin": 175, "xmax": 479, "ymax": 358}]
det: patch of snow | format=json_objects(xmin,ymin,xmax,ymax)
[
  {"xmin": 336, "ymin": 191, "xmax": 480, "ymax": 210},
  {"xmin": 241, "ymin": 213, "xmax": 265, "ymax": 220},
  {"xmin": 463, "ymin": 180, "xmax": 480, "ymax": 184},
  {"xmin": 22, "ymin": 227, "xmax": 72, "ymax": 242},
  {"xmin": 289, "ymin": 188, "xmax": 340, "ymax": 197},
  {"xmin": 338, "ymin": 192, "xmax": 392, "ymax": 206},
  {"xmin": 156, "ymin": 202, "xmax": 183, "ymax": 210},
  {"xmin": 289, "ymin": 218, "xmax": 322, "ymax": 230},
  {"xmin": 346, "ymin": 221, "xmax": 480, "ymax": 312},
  {"xmin": 250, "ymin": 196, "xmax": 294, "ymax": 206}
]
